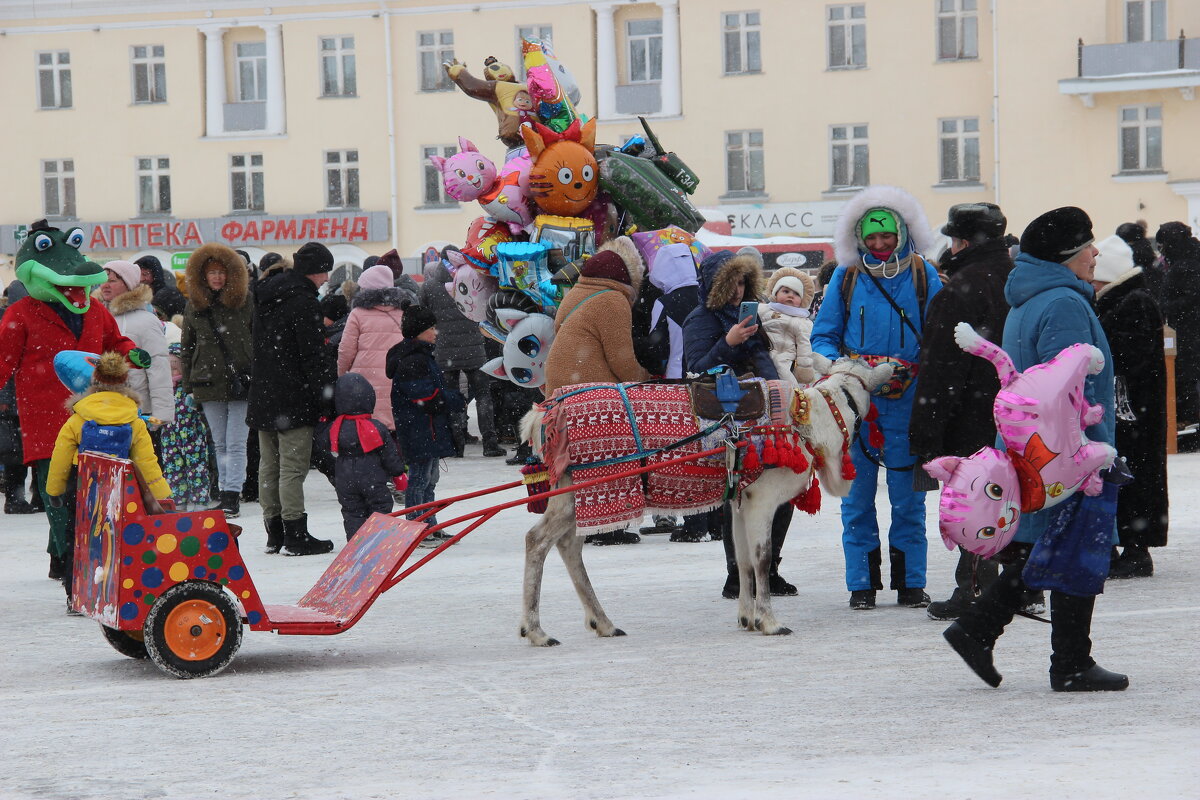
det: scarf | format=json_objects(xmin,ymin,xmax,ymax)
[
  {"xmin": 766, "ymin": 302, "xmax": 810, "ymax": 318},
  {"xmin": 329, "ymin": 414, "xmax": 384, "ymax": 455}
]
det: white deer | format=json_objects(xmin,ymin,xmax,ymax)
[{"xmin": 518, "ymin": 356, "xmax": 894, "ymax": 645}]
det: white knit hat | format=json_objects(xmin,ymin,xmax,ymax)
[
  {"xmin": 770, "ymin": 276, "xmax": 808, "ymax": 302},
  {"xmin": 104, "ymin": 259, "xmax": 142, "ymax": 291},
  {"xmin": 1093, "ymin": 234, "xmax": 1136, "ymax": 284}
]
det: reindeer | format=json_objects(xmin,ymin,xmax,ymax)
[{"xmin": 518, "ymin": 356, "xmax": 894, "ymax": 645}]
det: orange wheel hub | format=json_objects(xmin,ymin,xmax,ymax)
[{"xmin": 163, "ymin": 599, "xmax": 227, "ymax": 661}]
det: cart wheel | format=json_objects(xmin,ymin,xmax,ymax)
[
  {"xmin": 100, "ymin": 625, "xmax": 148, "ymax": 660},
  {"xmin": 143, "ymin": 581, "xmax": 243, "ymax": 679}
]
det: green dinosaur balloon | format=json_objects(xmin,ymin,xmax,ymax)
[{"xmin": 14, "ymin": 220, "xmax": 105, "ymax": 314}]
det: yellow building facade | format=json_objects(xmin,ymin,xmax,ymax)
[{"xmin": 1, "ymin": 0, "xmax": 1198, "ymax": 282}]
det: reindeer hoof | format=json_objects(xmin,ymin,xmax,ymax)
[
  {"xmin": 739, "ymin": 615, "xmax": 751, "ymax": 629},
  {"xmin": 519, "ymin": 626, "xmax": 527, "ymax": 638},
  {"xmin": 545, "ymin": 638, "xmax": 561, "ymax": 647},
  {"xmin": 772, "ymin": 626, "xmax": 793, "ymax": 636},
  {"xmin": 612, "ymin": 628, "xmax": 626, "ymax": 637}
]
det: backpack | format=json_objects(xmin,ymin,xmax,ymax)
[
  {"xmin": 79, "ymin": 419, "xmax": 133, "ymax": 459},
  {"xmin": 840, "ymin": 253, "xmax": 931, "ymax": 328}
]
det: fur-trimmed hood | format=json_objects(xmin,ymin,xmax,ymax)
[
  {"xmin": 105, "ymin": 283, "xmax": 154, "ymax": 317},
  {"xmin": 833, "ymin": 185, "xmax": 935, "ymax": 267},
  {"xmin": 352, "ymin": 285, "xmax": 416, "ymax": 310},
  {"xmin": 766, "ymin": 267, "xmax": 816, "ymax": 307},
  {"xmin": 185, "ymin": 243, "xmax": 249, "ymax": 310},
  {"xmin": 698, "ymin": 252, "xmax": 764, "ymax": 310}
]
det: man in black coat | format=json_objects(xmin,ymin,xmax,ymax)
[
  {"xmin": 1157, "ymin": 221, "xmax": 1200, "ymax": 429},
  {"xmin": 909, "ymin": 203, "xmax": 1035, "ymax": 620},
  {"xmin": 1093, "ymin": 235, "xmax": 1168, "ymax": 578},
  {"xmin": 247, "ymin": 242, "xmax": 337, "ymax": 556}
]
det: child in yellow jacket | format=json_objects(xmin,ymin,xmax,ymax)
[{"xmin": 47, "ymin": 351, "xmax": 172, "ymax": 608}]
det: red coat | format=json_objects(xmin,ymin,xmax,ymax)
[{"xmin": 0, "ymin": 297, "xmax": 137, "ymax": 463}]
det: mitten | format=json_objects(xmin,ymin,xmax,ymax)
[
  {"xmin": 127, "ymin": 348, "xmax": 151, "ymax": 369},
  {"xmin": 392, "ymin": 474, "xmax": 409, "ymax": 492}
]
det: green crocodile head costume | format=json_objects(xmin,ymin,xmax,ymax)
[{"xmin": 14, "ymin": 219, "xmax": 105, "ymax": 315}]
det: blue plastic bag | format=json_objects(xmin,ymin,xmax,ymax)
[{"xmin": 1022, "ymin": 481, "xmax": 1118, "ymax": 597}]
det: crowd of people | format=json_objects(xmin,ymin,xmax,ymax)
[{"xmin": 1, "ymin": 189, "xmax": 1192, "ymax": 692}]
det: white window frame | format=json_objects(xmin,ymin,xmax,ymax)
[
  {"xmin": 722, "ymin": 11, "xmax": 762, "ymax": 75},
  {"xmin": 724, "ymin": 130, "xmax": 765, "ymax": 196},
  {"xmin": 515, "ymin": 25, "xmax": 553, "ymax": 80},
  {"xmin": 827, "ymin": 5, "xmax": 867, "ymax": 69},
  {"xmin": 42, "ymin": 159, "xmax": 76, "ymax": 218},
  {"xmin": 418, "ymin": 30, "xmax": 455, "ymax": 92},
  {"xmin": 1125, "ymin": 0, "xmax": 1167, "ymax": 42},
  {"xmin": 830, "ymin": 124, "xmax": 870, "ymax": 189},
  {"xmin": 936, "ymin": 0, "xmax": 978, "ymax": 61},
  {"xmin": 320, "ymin": 36, "xmax": 357, "ymax": 97},
  {"xmin": 235, "ymin": 42, "xmax": 267, "ymax": 102},
  {"xmin": 325, "ymin": 149, "xmax": 360, "ymax": 209},
  {"xmin": 1118, "ymin": 105, "xmax": 1163, "ymax": 173},
  {"xmin": 230, "ymin": 153, "xmax": 265, "ymax": 212},
  {"xmin": 422, "ymin": 144, "xmax": 458, "ymax": 206},
  {"xmin": 136, "ymin": 156, "xmax": 172, "ymax": 215},
  {"xmin": 938, "ymin": 117, "xmax": 981, "ymax": 183},
  {"xmin": 37, "ymin": 50, "xmax": 72, "ymax": 109},
  {"xmin": 131, "ymin": 45, "xmax": 167, "ymax": 104},
  {"xmin": 626, "ymin": 18, "xmax": 663, "ymax": 83}
]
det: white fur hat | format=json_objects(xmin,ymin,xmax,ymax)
[
  {"xmin": 1093, "ymin": 234, "xmax": 1136, "ymax": 284},
  {"xmin": 771, "ymin": 276, "xmax": 808, "ymax": 301}
]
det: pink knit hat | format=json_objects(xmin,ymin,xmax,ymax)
[
  {"xmin": 104, "ymin": 260, "xmax": 142, "ymax": 291},
  {"xmin": 357, "ymin": 264, "xmax": 394, "ymax": 290}
]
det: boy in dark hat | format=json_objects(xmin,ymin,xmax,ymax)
[
  {"xmin": 943, "ymin": 206, "xmax": 1127, "ymax": 693},
  {"xmin": 385, "ymin": 302, "xmax": 463, "ymax": 543}
]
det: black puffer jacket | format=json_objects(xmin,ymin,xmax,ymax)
[
  {"xmin": 418, "ymin": 261, "xmax": 486, "ymax": 371},
  {"xmin": 909, "ymin": 238, "xmax": 1012, "ymax": 459},
  {"xmin": 247, "ymin": 269, "xmax": 335, "ymax": 431},
  {"xmin": 1159, "ymin": 223, "xmax": 1200, "ymax": 423},
  {"xmin": 1095, "ymin": 269, "xmax": 1168, "ymax": 548}
]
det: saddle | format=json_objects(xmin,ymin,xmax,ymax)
[{"xmin": 688, "ymin": 375, "xmax": 765, "ymax": 421}]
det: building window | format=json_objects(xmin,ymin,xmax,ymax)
[
  {"xmin": 1125, "ymin": 0, "xmax": 1167, "ymax": 42},
  {"xmin": 515, "ymin": 25, "xmax": 553, "ymax": 80},
  {"xmin": 1119, "ymin": 105, "xmax": 1163, "ymax": 172},
  {"xmin": 131, "ymin": 45, "xmax": 167, "ymax": 104},
  {"xmin": 230, "ymin": 153, "xmax": 265, "ymax": 212},
  {"xmin": 37, "ymin": 51, "xmax": 72, "ymax": 109},
  {"xmin": 627, "ymin": 18, "xmax": 663, "ymax": 83},
  {"xmin": 320, "ymin": 36, "xmax": 357, "ymax": 97},
  {"xmin": 325, "ymin": 150, "xmax": 360, "ymax": 209},
  {"xmin": 723, "ymin": 11, "xmax": 762, "ymax": 75},
  {"xmin": 137, "ymin": 157, "xmax": 171, "ymax": 215},
  {"xmin": 236, "ymin": 42, "xmax": 267, "ymax": 102},
  {"xmin": 937, "ymin": 0, "xmax": 978, "ymax": 60},
  {"xmin": 830, "ymin": 124, "xmax": 869, "ymax": 188},
  {"xmin": 938, "ymin": 118, "xmax": 980, "ymax": 182},
  {"xmin": 725, "ymin": 130, "xmax": 765, "ymax": 195},
  {"xmin": 422, "ymin": 145, "xmax": 458, "ymax": 206},
  {"xmin": 827, "ymin": 5, "xmax": 866, "ymax": 69},
  {"xmin": 418, "ymin": 31, "xmax": 455, "ymax": 92},
  {"xmin": 42, "ymin": 159, "xmax": 76, "ymax": 218}
]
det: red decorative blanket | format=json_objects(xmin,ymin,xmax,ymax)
[{"xmin": 541, "ymin": 381, "xmax": 789, "ymax": 532}]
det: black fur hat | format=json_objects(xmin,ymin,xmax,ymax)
[{"xmin": 1020, "ymin": 206, "xmax": 1094, "ymax": 264}]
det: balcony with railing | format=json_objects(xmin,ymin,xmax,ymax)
[{"xmin": 1059, "ymin": 33, "xmax": 1200, "ymax": 106}]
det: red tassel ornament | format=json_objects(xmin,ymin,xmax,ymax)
[
  {"xmin": 866, "ymin": 402, "xmax": 885, "ymax": 449},
  {"xmin": 840, "ymin": 446, "xmax": 856, "ymax": 481},
  {"xmin": 741, "ymin": 439, "xmax": 760, "ymax": 471},
  {"xmin": 761, "ymin": 434, "xmax": 778, "ymax": 466},
  {"xmin": 791, "ymin": 475, "xmax": 822, "ymax": 515},
  {"xmin": 792, "ymin": 434, "xmax": 809, "ymax": 473}
]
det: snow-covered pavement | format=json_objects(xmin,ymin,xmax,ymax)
[{"xmin": 2, "ymin": 447, "xmax": 1198, "ymax": 799}]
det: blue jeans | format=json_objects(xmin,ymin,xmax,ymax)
[
  {"xmin": 840, "ymin": 392, "xmax": 928, "ymax": 592},
  {"xmin": 201, "ymin": 400, "xmax": 250, "ymax": 493},
  {"xmin": 405, "ymin": 457, "xmax": 441, "ymax": 525}
]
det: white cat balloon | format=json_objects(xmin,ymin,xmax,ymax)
[{"xmin": 481, "ymin": 308, "xmax": 556, "ymax": 388}]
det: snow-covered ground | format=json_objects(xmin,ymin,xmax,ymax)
[{"xmin": 2, "ymin": 447, "xmax": 1198, "ymax": 800}]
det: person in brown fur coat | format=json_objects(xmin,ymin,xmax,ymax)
[{"xmin": 542, "ymin": 236, "xmax": 649, "ymax": 397}]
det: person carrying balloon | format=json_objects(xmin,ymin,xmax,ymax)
[
  {"xmin": 942, "ymin": 206, "xmax": 1128, "ymax": 692},
  {"xmin": 810, "ymin": 186, "xmax": 943, "ymax": 611}
]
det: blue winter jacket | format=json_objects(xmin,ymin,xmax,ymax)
[
  {"xmin": 682, "ymin": 251, "xmax": 779, "ymax": 379},
  {"xmin": 1002, "ymin": 251, "xmax": 1116, "ymax": 543},
  {"xmin": 385, "ymin": 338, "xmax": 463, "ymax": 463},
  {"xmin": 811, "ymin": 257, "xmax": 943, "ymax": 365}
]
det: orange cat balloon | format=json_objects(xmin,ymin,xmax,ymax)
[{"xmin": 521, "ymin": 118, "xmax": 598, "ymax": 217}]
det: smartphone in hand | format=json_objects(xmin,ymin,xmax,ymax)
[{"xmin": 738, "ymin": 301, "xmax": 758, "ymax": 325}]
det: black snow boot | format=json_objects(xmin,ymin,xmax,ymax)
[
  {"xmin": 1050, "ymin": 664, "xmax": 1129, "ymax": 692},
  {"xmin": 3, "ymin": 470, "xmax": 36, "ymax": 514},
  {"xmin": 282, "ymin": 514, "xmax": 334, "ymax": 556},
  {"xmin": 263, "ymin": 516, "xmax": 284, "ymax": 554},
  {"xmin": 927, "ymin": 588, "xmax": 975, "ymax": 621},
  {"xmin": 1109, "ymin": 545, "xmax": 1153, "ymax": 579},
  {"xmin": 769, "ymin": 558, "xmax": 797, "ymax": 596},
  {"xmin": 943, "ymin": 622, "xmax": 1002, "ymax": 687},
  {"xmin": 218, "ymin": 491, "xmax": 241, "ymax": 519},
  {"xmin": 897, "ymin": 588, "xmax": 931, "ymax": 608},
  {"xmin": 506, "ymin": 442, "xmax": 533, "ymax": 466},
  {"xmin": 849, "ymin": 590, "xmax": 876, "ymax": 610}
]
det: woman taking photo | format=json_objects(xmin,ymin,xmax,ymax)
[{"xmin": 180, "ymin": 243, "xmax": 253, "ymax": 517}]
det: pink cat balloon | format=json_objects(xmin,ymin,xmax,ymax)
[
  {"xmin": 430, "ymin": 137, "xmax": 498, "ymax": 202},
  {"xmin": 925, "ymin": 447, "xmax": 1022, "ymax": 558},
  {"xmin": 923, "ymin": 323, "xmax": 1117, "ymax": 557},
  {"xmin": 444, "ymin": 261, "xmax": 498, "ymax": 323},
  {"xmin": 478, "ymin": 152, "xmax": 534, "ymax": 234}
]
